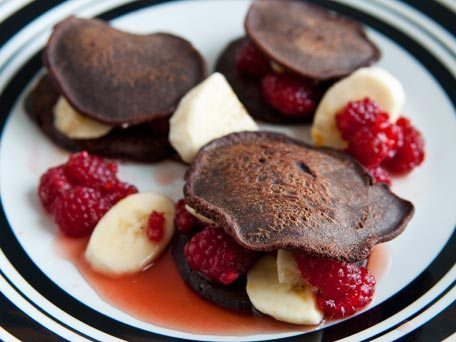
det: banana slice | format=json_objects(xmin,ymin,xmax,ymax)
[
  {"xmin": 169, "ymin": 72, "xmax": 258, "ymax": 163},
  {"xmin": 277, "ymin": 249, "xmax": 306, "ymax": 287},
  {"xmin": 184, "ymin": 205, "xmax": 215, "ymax": 224},
  {"xmin": 311, "ymin": 67, "xmax": 405, "ymax": 149},
  {"xmin": 85, "ymin": 193, "xmax": 175, "ymax": 276},
  {"xmin": 246, "ymin": 255, "xmax": 323, "ymax": 325},
  {"xmin": 54, "ymin": 97, "xmax": 112, "ymax": 139}
]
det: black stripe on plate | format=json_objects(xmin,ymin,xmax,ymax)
[
  {"xmin": 401, "ymin": 300, "xmax": 456, "ymax": 341},
  {"xmin": 399, "ymin": 0, "xmax": 456, "ymax": 36},
  {"xmin": 0, "ymin": 289, "xmax": 64, "ymax": 342},
  {"xmin": 1, "ymin": 266, "xmax": 96, "ymax": 342},
  {"xmin": 0, "ymin": 0, "xmax": 454, "ymax": 341},
  {"xmin": 371, "ymin": 1, "xmax": 455, "ymax": 59},
  {"xmin": 0, "ymin": 0, "xmax": 66, "ymax": 48},
  {"xmin": 365, "ymin": 279, "xmax": 456, "ymax": 341}
]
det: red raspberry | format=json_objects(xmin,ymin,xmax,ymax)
[
  {"xmin": 347, "ymin": 125, "xmax": 394, "ymax": 168},
  {"xmin": 103, "ymin": 181, "xmax": 138, "ymax": 206},
  {"xmin": 335, "ymin": 98, "xmax": 387, "ymax": 141},
  {"xmin": 184, "ymin": 225, "xmax": 257, "ymax": 285},
  {"xmin": 294, "ymin": 253, "xmax": 376, "ymax": 319},
  {"xmin": 53, "ymin": 187, "xmax": 110, "ymax": 237},
  {"xmin": 383, "ymin": 117, "xmax": 425, "ymax": 174},
  {"xmin": 64, "ymin": 151, "xmax": 118, "ymax": 189},
  {"xmin": 174, "ymin": 199, "xmax": 199, "ymax": 234},
  {"xmin": 38, "ymin": 166, "xmax": 72, "ymax": 213},
  {"xmin": 368, "ymin": 166, "xmax": 391, "ymax": 185},
  {"xmin": 236, "ymin": 40, "xmax": 270, "ymax": 77},
  {"xmin": 147, "ymin": 211, "xmax": 165, "ymax": 242},
  {"xmin": 261, "ymin": 72, "xmax": 320, "ymax": 117}
]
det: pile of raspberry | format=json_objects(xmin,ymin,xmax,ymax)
[
  {"xmin": 38, "ymin": 151, "xmax": 137, "ymax": 237},
  {"xmin": 335, "ymin": 98, "xmax": 425, "ymax": 185},
  {"xmin": 174, "ymin": 199, "xmax": 258, "ymax": 285},
  {"xmin": 294, "ymin": 253, "xmax": 376, "ymax": 319},
  {"xmin": 236, "ymin": 39, "xmax": 321, "ymax": 118}
]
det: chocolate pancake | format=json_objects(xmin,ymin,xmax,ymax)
[
  {"xmin": 245, "ymin": 0, "xmax": 380, "ymax": 80},
  {"xmin": 184, "ymin": 132, "xmax": 414, "ymax": 262},
  {"xmin": 171, "ymin": 232, "xmax": 252, "ymax": 313},
  {"xmin": 25, "ymin": 74, "xmax": 174, "ymax": 162},
  {"xmin": 216, "ymin": 37, "xmax": 318, "ymax": 124},
  {"xmin": 44, "ymin": 16, "xmax": 206, "ymax": 125}
]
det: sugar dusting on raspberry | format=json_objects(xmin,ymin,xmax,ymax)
[
  {"xmin": 38, "ymin": 151, "xmax": 138, "ymax": 237},
  {"xmin": 184, "ymin": 225, "xmax": 258, "ymax": 285},
  {"xmin": 147, "ymin": 211, "xmax": 166, "ymax": 242},
  {"xmin": 294, "ymin": 253, "xmax": 376, "ymax": 319}
]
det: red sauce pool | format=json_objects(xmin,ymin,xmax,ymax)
[{"xmin": 54, "ymin": 236, "xmax": 390, "ymax": 335}]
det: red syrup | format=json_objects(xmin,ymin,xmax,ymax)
[
  {"xmin": 54, "ymin": 236, "xmax": 390, "ymax": 335},
  {"xmin": 54, "ymin": 235, "xmax": 297, "ymax": 335}
]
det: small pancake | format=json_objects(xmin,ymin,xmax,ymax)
[
  {"xmin": 184, "ymin": 132, "xmax": 414, "ymax": 262},
  {"xmin": 171, "ymin": 232, "xmax": 252, "ymax": 313},
  {"xmin": 44, "ymin": 16, "xmax": 206, "ymax": 125},
  {"xmin": 25, "ymin": 74, "xmax": 174, "ymax": 162},
  {"xmin": 245, "ymin": 0, "xmax": 380, "ymax": 80},
  {"xmin": 216, "ymin": 37, "xmax": 322, "ymax": 124}
]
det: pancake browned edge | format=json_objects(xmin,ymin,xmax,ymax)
[
  {"xmin": 184, "ymin": 131, "xmax": 414, "ymax": 262},
  {"xmin": 171, "ymin": 232, "xmax": 253, "ymax": 313},
  {"xmin": 25, "ymin": 74, "xmax": 174, "ymax": 162}
]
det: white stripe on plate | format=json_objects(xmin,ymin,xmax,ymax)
[
  {"xmin": 0, "ymin": 272, "xmax": 90, "ymax": 342},
  {"xmin": 374, "ymin": 0, "xmax": 456, "ymax": 55},
  {"xmin": 339, "ymin": 265, "xmax": 456, "ymax": 341},
  {"xmin": 0, "ymin": 0, "xmax": 454, "ymax": 341},
  {"xmin": 0, "ymin": 326, "xmax": 21, "ymax": 342},
  {"xmin": 339, "ymin": 0, "xmax": 456, "ymax": 77},
  {"xmin": 373, "ymin": 285, "xmax": 456, "ymax": 341},
  {"xmin": 0, "ymin": 0, "xmax": 31, "ymax": 23}
]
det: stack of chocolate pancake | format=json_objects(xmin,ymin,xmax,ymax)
[
  {"xmin": 26, "ymin": 17, "xmax": 206, "ymax": 162},
  {"xmin": 216, "ymin": 0, "xmax": 380, "ymax": 124},
  {"xmin": 173, "ymin": 132, "xmax": 413, "ymax": 312}
]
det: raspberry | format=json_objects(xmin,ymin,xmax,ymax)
[
  {"xmin": 236, "ymin": 40, "xmax": 270, "ymax": 77},
  {"xmin": 261, "ymin": 72, "xmax": 320, "ymax": 117},
  {"xmin": 335, "ymin": 98, "xmax": 387, "ymax": 141},
  {"xmin": 103, "ymin": 181, "xmax": 138, "ymax": 206},
  {"xmin": 174, "ymin": 199, "xmax": 199, "ymax": 234},
  {"xmin": 38, "ymin": 166, "xmax": 72, "ymax": 213},
  {"xmin": 184, "ymin": 225, "xmax": 257, "ymax": 285},
  {"xmin": 147, "ymin": 211, "xmax": 165, "ymax": 242},
  {"xmin": 294, "ymin": 253, "xmax": 376, "ymax": 319},
  {"xmin": 347, "ymin": 125, "xmax": 395, "ymax": 168},
  {"xmin": 53, "ymin": 187, "xmax": 110, "ymax": 237},
  {"xmin": 64, "ymin": 151, "xmax": 118, "ymax": 189},
  {"xmin": 383, "ymin": 117, "xmax": 425, "ymax": 174},
  {"xmin": 368, "ymin": 166, "xmax": 391, "ymax": 185}
]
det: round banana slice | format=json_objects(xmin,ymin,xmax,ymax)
[
  {"xmin": 85, "ymin": 193, "xmax": 175, "ymax": 276},
  {"xmin": 311, "ymin": 67, "xmax": 405, "ymax": 149},
  {"xmin": 246, "ymin": 255, "xmax": 323, "ymax": 325},
  {"xmin": 54, "ymin": 97, "xmax": 112, "ymax": 139}
]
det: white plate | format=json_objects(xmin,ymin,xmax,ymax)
[{"xmin": 0, "ymin": 0, "xmax": 455, "ymax": 341}]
